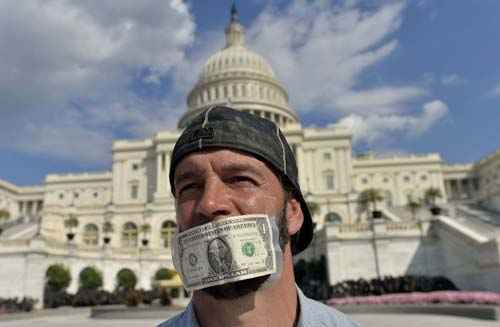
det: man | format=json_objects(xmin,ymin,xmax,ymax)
[{"xmin": 159, "ymin": 106, "xmax": 361, "ymax": 326}]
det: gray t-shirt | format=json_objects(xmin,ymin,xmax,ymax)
[{"xmin": 157, "ymin": 287, "xmax": 361, "ymax": 327}]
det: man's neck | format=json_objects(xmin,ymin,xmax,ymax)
[{"xmin": 193, "ymin": 280, "xmax": 298, "ymax": 327}]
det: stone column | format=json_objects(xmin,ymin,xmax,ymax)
[
  {"xmin": 456, "ymin": 178, "xmax": 464, "ymax": 199},
  {"xmin": 392, "ymin": 173, "xmax": 401, "ymax": 205},
  {"xmin": 295, "ymin": 145, "xmax": 306, "ymax": 190},
  {"xmin": 155, "ymin": 151, "xmax": 171, "ymax": 200},
  {"xmin": 334, "ymin": 147, "xmax": 342, "ymax": 192},
  {"xmin": 444, "ymin": 180, "xmax": 452, "ymax": 201}
]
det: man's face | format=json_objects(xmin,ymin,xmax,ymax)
[{"xmin": 173, "ymin": 148, "xmax": 289, "ymax": 299}]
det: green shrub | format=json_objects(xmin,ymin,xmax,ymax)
[
  {"xmin": 117, "ymin": 268, "xmax": 137, "ymax": 291},
  {"xmin": 125, "ymin": 289, "xmax": 143, "ymax": 307},
  {"xmin": 154, "ymin": 268, "xmax": 176, "ymax": 280},
  {"xmin": 0, "ymin": 297, "xmax": 36, "ymax": 313},
  {"xmin": 159, "ymin": 288, "xmax": 171, "ymax": 306},
  {"xmin": 46, "ymin": 264, "xmax": 71, "ymax": 292},
  {"xmin": 79, "ymin": 267, "xmax": 103, "ymax": 290}
]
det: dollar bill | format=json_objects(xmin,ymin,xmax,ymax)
[{"xmin": 172, "ymin": 214, "xmax": 277, "ymax": 291}]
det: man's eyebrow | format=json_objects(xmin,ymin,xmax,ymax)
[
  {"xmin": 174, "ymin": 170, "xmax": 200, "ymax": 187},
  {"xmin": 220, "ymin": 162, "xmax": 265, "ymax": 179}
]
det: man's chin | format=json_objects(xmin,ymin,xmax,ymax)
[{"xmin": 201, "ymin": 275, "xmax": 269, "ymax": 300}]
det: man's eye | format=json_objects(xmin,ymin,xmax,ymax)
[
  {"xmin": 178, "ymin": 183, "xmax": 198, "ymax": 195},
  {"xmin": 229, "ymin": 176, "xmax": 256, "ymax": 185}
]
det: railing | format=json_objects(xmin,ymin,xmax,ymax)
[
  {"xmin": 386, "ymin": 221, "xmax": 419, "ymax": 231},
  {"xmin": 0, "ymin": 215, "xmax": 39, "ymax": 230},
  {"xmin": 328, "ymin": 221, "xmax": 425, "ymax": 239},
  {"xmin": 6, "ymin": 236, "xmax": 173, "ymax": 259},
  {"xmin": 337, "ymin": 223, "xmax": 370, "ymax": 233}
]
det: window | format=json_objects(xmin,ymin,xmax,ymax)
[
  {"xmin": 325, "ymin": 173, "xmax": 335, "ymax": 191},
  {"xmin": 404, "ymin": 176, "xmax": 411, "ymax": 183},
  {"xmin": 59, "ymin": 193, "xmax": 64, "ymax": 200},
  {"xmin": 325, "ymin": 212, "xmax": 342, "ymax": 224},
  {"xmin": 122, "ymin": 222, "xmax": 138, "ymax": 247},
  {"xmin": 74, "ymin": 192, "xmax": 79, "ymax": 199},
  {"xmin": 93, "ymin": 192, "xmax": 98, "ymax": 198},
  {"xmin": 132, "ymin": 163, "xmax": 139, "ymax": 171},
  {"xmin": 420, "ymin": 175, "xmax": 428, "ymax": 181},
  {"xmin": 161, "ymin": 221, "xmax": 177, "ymax": 248},
  {"xmin": 361, "ymin": 178, "xmax": 368, "ymax": 185},
  {"xmin": 161, "ymin": 153, "xmax": 166, "ymax": 171},
  {"xmin": 83, "ymin": 224, "xmax": 99, "ymax": 246},
  {"xmin": 131, "ymin": 184, "xmax": 139, "ymax": 200},
  {"xmin": 323, "ymin": 153, "xmax": 332, "ymax": 160},
  {"xmin": 383, "ymin": 177, "xmax": 389, "ymax": 183}
]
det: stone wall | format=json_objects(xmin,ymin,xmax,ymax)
[
  {"xmin": 0, "ymin": 237, "xmax": 175, "ymax": 308},
  {"xmin": 325, "ymin": 218, "xmax": 500, "ymax": 292}
]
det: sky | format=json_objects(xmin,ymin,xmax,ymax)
[{"xmin": 1, "ymin": 0, "xmax": 499, "ymax": 186}]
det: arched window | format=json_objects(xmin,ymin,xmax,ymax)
[
  {"xmin": 122, "ymin": 222, "xmax": 138, "ymax": 247},
  {"xmin": 325, "ymin": 212, "xmax": 342, "ymax": 224},
  {"xmin": 161, "ymin": 221, "xmax": 177, "ymax": 248},
  {"xmin": 83, "ymin": 224, "xmax": 99, "ymax": 246}
]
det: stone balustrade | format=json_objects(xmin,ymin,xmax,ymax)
[{"xmin": 326, "ymin": 220, "xmax": 427, "ymax": 240}]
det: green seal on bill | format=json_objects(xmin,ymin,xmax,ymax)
[{"xmin": 242, "ymin": 242, "xmax": 256, "ymax": 257}]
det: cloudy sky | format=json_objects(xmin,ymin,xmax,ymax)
[{"xmin": 1, "ymin": 0, "xmax": 499, "ymax": 185}]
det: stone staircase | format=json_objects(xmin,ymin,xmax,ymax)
[
  {"xmin": 0, "ymin": 216, "xmax": 40, "ymax": 240},
  {"xmin": 442, "ymin": 203, "xmax": 500, "ymax": 238}
]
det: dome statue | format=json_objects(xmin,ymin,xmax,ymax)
[{"xmin": 178, "ymin": 3, "xmax": 299, "ymax": 129}]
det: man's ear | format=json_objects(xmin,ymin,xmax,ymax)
[{"xmin": 286, "ymin": 197, "xmax": 304, "ymax": 236}]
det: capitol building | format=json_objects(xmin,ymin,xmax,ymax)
[{"xmin": 1, "ymin": 7, "xmax": 499, "ymax": 307}]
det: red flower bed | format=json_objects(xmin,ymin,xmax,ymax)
[{"xmin": 328, "ymin": 291, "xmax": 500, "ymax": 306}]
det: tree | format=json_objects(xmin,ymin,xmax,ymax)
[
  {"xmin": 64, "ymin": 214, "xmax": 79, "ymax": 241},
  {"xmin": 102, "ymin": 221, "xmax": 114, "ymax": 234},
  {"xmin": 140, "ymin": 223, "xmax": 151, "ymax": 246},
  {"xmin": 102, "ymin": 221, "xmax": 114, "ymax": 244},
  {"xmin": 64, "ymin": 215, "xmax": 79, "ymax": 229},
  {"xmin": 424, "ymin": 187, "xmax": 443, "ymax": 215},
  {"xmin": 79, "ymin": 266, "xmax": 103, "ymax": 290},
  {"xmin": 406, "ymin": 196, "xmax": 422, "ymax": 220},
  {"xmin": 358, "ymin": 188, "xmax": 384, "ymax": 218},
  {"xmin": 117, "ymin": 268, "xmax": 137, "ymax": 291},
  {"xmin": 45, "ymin": 264, "xmax": 71, "ymax": 291},
  {"xmin": 140, "ymin": 223, "xmax": 151, "ymax": 235},
  {"xmin": 424, "ymin": 187, "xmax": 442, "ymax": 206},
  {"xmin": 154, "ymin": 268, "xmax": 176, "ymax": 281}
]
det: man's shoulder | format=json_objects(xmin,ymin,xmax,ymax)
[
  {"xmin": 157, "ymin": 309, "xmax": 192, "ymax": 327},
  {"xmin": 301, "ymin": 296, "xmax": 361, "ymax": 327}
]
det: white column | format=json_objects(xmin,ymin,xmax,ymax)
[
  {"xmin": 112, "ymin": 160, "xmax": 122, "ymax": 204},
  {"xmin": 334, "ymin": 148, "xmax": 342, "ymax": 193},
  {"xmin": 392, "ymin": 172, "xmax": 402, "ymax": 205},
  {"xmin": 296, "ymin": 145, "xmax": 306, "ymax": 190},
  {"xmin": 457, "ymin": 179, "xmax": 464, "ymax": 199},
  {"xmin": 307, "ymin": 149, "xmax": 317, "ymax": 192},
  {"xmin": 155, "ymin": 151, "xmax": 171, "ymax": 200}
]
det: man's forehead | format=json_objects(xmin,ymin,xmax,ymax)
[{"xmin": 174, "ymin": 148, "xmax": 271, "ymax": 177}]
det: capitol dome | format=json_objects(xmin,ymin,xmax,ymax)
[{"xmin": 178, "ymin": 5, "xmax": 299, "ymax": 129}]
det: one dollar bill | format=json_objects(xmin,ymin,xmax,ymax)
[{"xmin": 172, "ymin": 215, "xmax": 277, "ymax": 291}]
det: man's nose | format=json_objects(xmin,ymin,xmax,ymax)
[{"xmin": 195, "ymin": 177, "xmax": 232, "ymax": 220}]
